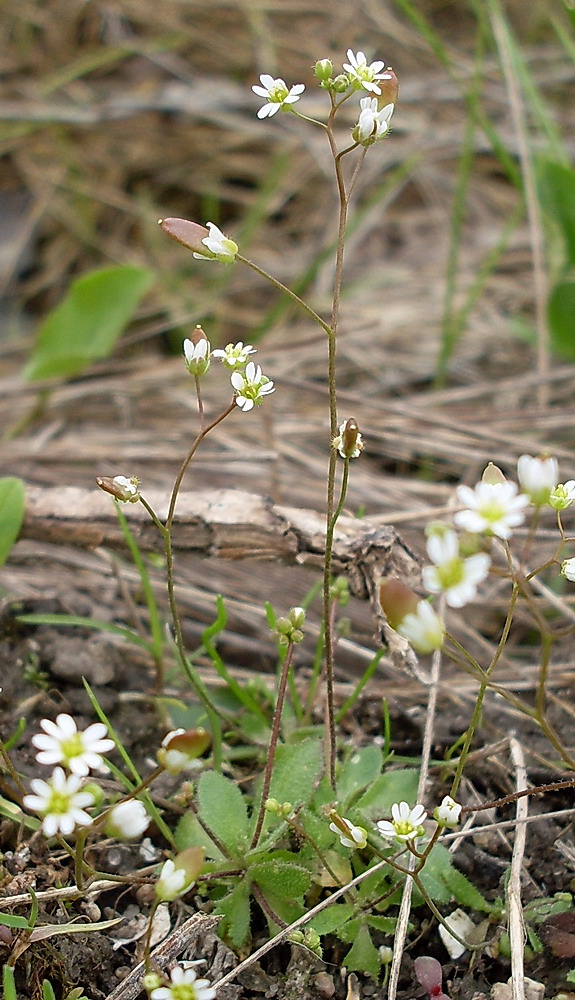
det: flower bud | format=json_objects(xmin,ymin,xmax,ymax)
[
  {"xmin": 314, "ymin": 59, "xmax": 333, "ymax": 82},
  {"xmin": 159, "ymin": 218, "xmax": 210, "ymax": 254},
  {"xmin": 97, "ymin": 475, "xmax": 141, "ymax": 503},
  {"xmin": 333, "ymin": 417, "xmax": 364, "ymax": 459},
  {"xmin": 183, "ymin": 326, "xmax": 211, "ymax": 376},
  {"xmin": 332, "ymin": 74, "xmax": 350, "ymax": 93},
  {"xmin": 274, "ymin": 606, "xmax": 306, "ymax": 646},
  {"xmin": 378, "ymin": 578, "xmax": 418, "ymax": 631},
  {"xmin": 482, "ymin": 462, "xmax": 506, "ymax": 485},
  {"xmin": 142, "ymin": 973, "xmax": 163, "ymax": 993}
]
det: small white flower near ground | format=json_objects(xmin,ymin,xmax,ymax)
[
  {"xmin": 454, "ymin": 480, "xmax": 529, "ymax": 539},
  {"xmin": 329, "ymin": 815, "xmax": 368, "ymax": 849},
  {"xmin": 252, "ymin": 75, "xmax": 305, "ymax": 118},
  {"xmin": 376, "ymin": 801, "xmax": 427, "ymax": 844},
  {"xmin": 517, "ymin": 453, "xmax": 559, "ymax": 506},
  {"xmin": 193, "ymin": 222, "xmax": 238, "ymax": 262},
  {"xmin": 434, "ymin": 795, "xmax": 462, "ymax": 828},
  {"xmin": 155, "ymin": 848, "xmax": 204, "ymax": 902},
  {"xmin": 231, "ymin": 361, "xmax": 275, "ymax": 411},
  {"xmin": 23, "ymin": 767, "xmax": 95, "ymax": 837},
  {"xmin": 32, "ymin": 713, "xmax": 114, "ymax": 776},
  {"xmin": 112, "ymin": 475, "xmax": 141, "ymax": 503},
  {"xmin": 343, "ymin": 50, "xmax": 392, "ymax": 94},
  {"xmin": 107, "ymin": 800, "xmax": 149, "ymax": 840},
  {"xmin": 149, "ymin": 963, "xmax": 216, "ymax": 1000}
]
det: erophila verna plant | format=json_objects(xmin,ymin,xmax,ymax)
[{"xmin": 5, "ymin": 46, "xmax": 575, "ymax": 997}]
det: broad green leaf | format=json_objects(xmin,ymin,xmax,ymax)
[
  {"xmin": 308, "ymin": 903, "xmax": 355, "ymax": 935},
  {"xmin": 197, "ymin": 770, "xmax": 249, "ymax": 854},
  {"xmin": 25, "ymin": 265, "xmax": 154, "ymax": 381},
  {"xmin": 250, "ymin": 860, "xmax": 311, "ymax": 900},
  {"xmin": 342, "ymin": 922, "xmax": 381, "ymax": 980},
  {"xmin": 267, "ymin": 738, "xmax": 324, "ymax": 807},
  {"xmin": 537, "ymin": 159, "xmax": 575, "ymax": 267},
  {"xmin": 216, "ymin": 880, "xmax": 252, "ymax": 949},
  {"xmin": 0, "ymin": 911, "xmax": 33, "ymax": 929},
  {"xmin": 549, "ymin": 281, "xmax": 575, "ymax": 361},
  {"xmin": 367, "ymin": 914, "xmax": 398, "ymax": 933},
  {"xmin": 355, "ymin": 768, "xmax": 419, "ymax": 820},
  {"xmin": 337, "ymin": 746, "xmax": 383, "ymax": 805},
  {"xmin": 0, "ymin": 477, "xmax": 25, "ymax": 566}
]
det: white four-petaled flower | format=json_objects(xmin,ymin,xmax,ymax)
[
  {"xmin": 112, "ymin": 475, "xmax": 141, "ymax": 503},
  {"xmin": 23, "ymin": 767, "xmax": 95, "ymax": 837},
  {"xmin": 183, "ymin": 337, "xmax": 211, "ymax": 376},
  {"xmin": 454, "ymin": 480, "xmax": 529, "ymax": 539},
  {"xmin": 434, "ymin": 795, "xmax": 462, "ymax": 828},
  {"xmin": 252, "ymin": 75, "xmax": 305, "ymax": 118},
  {"xmin": 550, "ymin": 481, "xmax": 575, "ymax": 510},
  {"xmin": 561, "ymin": 557, "xmax": 575, "ymax": 582},
  {"xmin": 422, "ymin": 528, "xmax": 490, "ymax": 608},
  {"xmin": 397, "ymin": 600, "xmax": 445, "ymax": 654},
  {"xmin": 231, "ymin": 361, "xmax": 275, "ymax": 411},
  {"xmin": 106, "ymin": 800, "xmax": 149, "ymax": 840},
  {"xmin": 150, "ymin": 964, "xmax": 216, "ymax": 1000},
  {"xmin": 377, "ymin": 801, "xmax": 427, "ymax": 844},
  {"xmin": 193, "ymin": 222, "xmax": 238, "ymax": 262},
  {"xmin": 355, "ymin": 97, "xmax": 394, "ymax": 143},
  {"xmin": 343, "ymin": 49, "xmax": 392, "ymax": 94},
  {"xmin": 517, "ymin": 454, "xmax": 559, "ymax": 506},
  {"xmin": 32, "ymin": 713, "xmax": 114, "ymax": 776},
  {"xmin": 329, "ymin": 816, "xmax": 368, "ymax": 849},
  {"xmin": 212, "ymin": 341, "xmax": 256, "ymax": 369}
]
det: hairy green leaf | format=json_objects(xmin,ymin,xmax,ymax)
[
  {"xmin": 354, "ymin": 768, "xmax": 419, "ymax": 819},
  {"xmin": 250, "ymin": 860, "xmax": 311, "ymax": 900},
  {"xmin": 198, "ymin": 770, "xmax": 249, "ymax": 854},
  {"xmin": 342, "ymin": 922, "xmax": 381, "ymax": 980},
  {"xmin": 337, "ymin": 746, "xmax": 383, "ymax": 805},
  {"xmin": 216, "ymin": 880, "xmax": 252, "ymax": 949}
]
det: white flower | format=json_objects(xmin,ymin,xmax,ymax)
[
  {"xmin": 23, "ymin": 767, "xmax": 95, "ymax": 837},
  {"xmin": 397, "ymin": 600, "xmax": 444, "ymax": 654},
  {"xmin": 434, "ymin": 795, "xmax": 462, "ymax": 828},
  {"xmin": 155, "ymin": 848, "xmax": 203, "ymax": 902},
  {"xmin": 329, "ymin": 816, "xmax": 368, "ymax": 849},
  {"xmin": 106, "ymin": 800, "xmax": 149, "ymax": 840},
  {"xmin": 422, "ymin": 528, "xmax": 490, "ymax": 609},
  {"xmin": 31, "ymin": 713, "xmax": 114, "ymax": 776},
  {"xmin": 156, "ymin": 728, "xmax": 209, "ymax": 775},
  {"xmin": 550, "ymin": 481, "xmax": 575, "ymax": 510},
  {"xmin": 454, "ymin": 480, "xmax": 529, "ymax": 539},
  {"xmin": 377, "ymin": 801, "xmax": 427, "ymax": 844},
  {"xmin": 150, "ymin": 964, "xmax": 216, "ymax": 1000},
  {"xmin": 183, "ymin": 337, "xmax": 211, "ymax": 376},
  {"xmin": 212, "ymin": 341, "xmax": 256, "ymax": 369},
  {"xmin": 343, "ymin": 49, "xmax": 392, "ymax": 94},
  {"xmin": 112, "ymin": 475, "xmax": 141, "ymax": 503},
  {"xmin": 355, "ymin": 97, "xmax": 394, "ymax": 143},
  {"xmin": 230, "ymin": 361, "xmax": 275, "ymax": 411},
  {"xmin": 561, "ymin": 557, "xmax": 575, "ymax": 582},
  {"xmin": 252, "ymin": 75, "xmax": 305, "ymax": 118},
  {"xmin": 517, "ymin": 454, "xmax": 559, "ymax": 506},
  {"xmin": 193, "ymin": 222, "xmax": 238, "ymax": 262}
]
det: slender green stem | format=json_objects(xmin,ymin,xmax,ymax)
[
  {"xmin": 236, "ymin": 254, "xmax": 331, "ymax": 335},
  {"xmin": 250, "ymin": 641, "xmax": 296, "ymax": 849}
]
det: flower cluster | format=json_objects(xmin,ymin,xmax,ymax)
[
  {"xmin": 378, "ymin": 453, "xmax": 575, "ymax": 656},
  {"xmin": 177, "ymin": 317, "xmax": 274, "ymax": 412},
  {"xmin": 330, "ymin": 795, "xmax": 462, "ymax": 854},
  {"xmin": 24, "ymin": 713, "xmax": 115, "ymax": 837}
]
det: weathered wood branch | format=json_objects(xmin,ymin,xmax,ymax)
[{"xmin": 22, "ymin": 486, "xmax": 420, "ymax": 602}]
